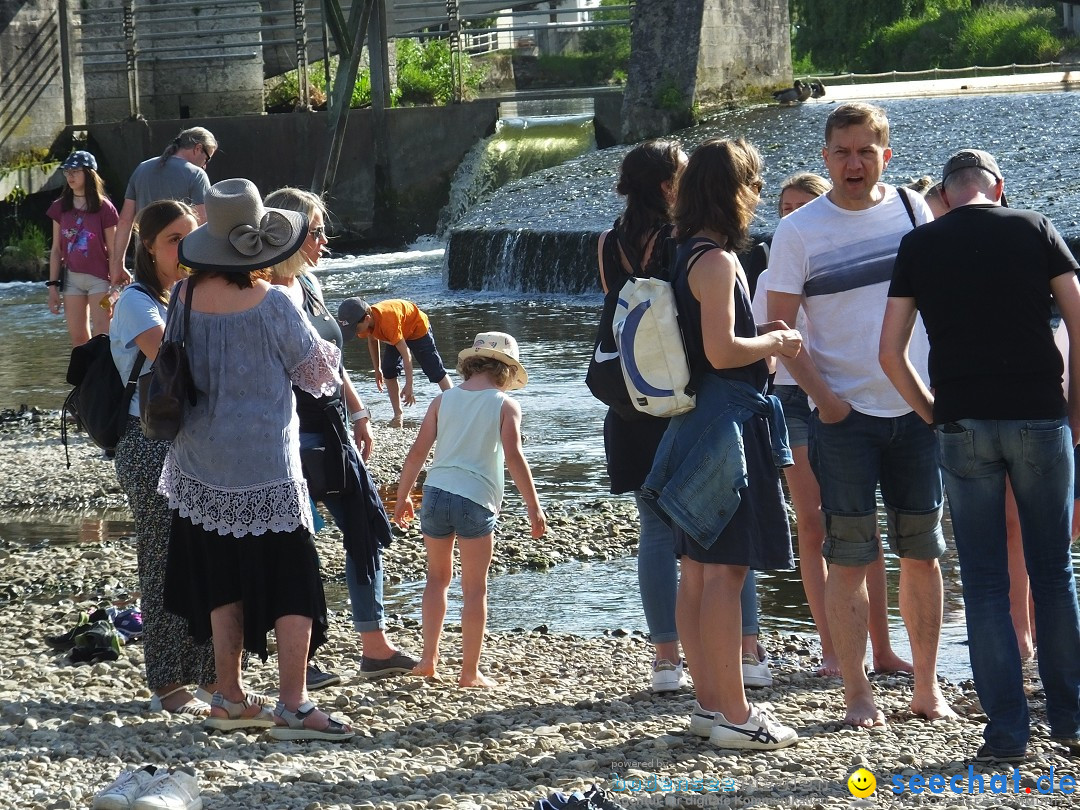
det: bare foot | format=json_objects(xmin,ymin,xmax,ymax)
[
  {"xmin": 842, "ymin": 696, "xmax": 887, "ymax": 728},
  {"xmin": 872, "ymin": 650, "xmax": 914, "ymax": 675},
  {"xmin": 411, "ymin": 660, "xmax": 439, "ymax": 679},
  {"xmin": 459, "ymin": 672, "xmax": 497, "ymax": 688},
  {"xmin": 816, "ymin": 655, "xmax": 842, "ymax": 677},
  {"xmin": 911, "ymin": 687, "xmax": 958, "ymax": 721}
]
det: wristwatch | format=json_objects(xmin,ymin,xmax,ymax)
[
  {"xmin": 349, "ymin": 407, "xmax": 370, "ymax": 423},
  {"xmin": 45, "ymin": 280, "xmax": 61, "ymax": 287}
]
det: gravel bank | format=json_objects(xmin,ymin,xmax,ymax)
[{"xmin": 1, "ymin": 409, "xmax": 1077, "ymax": 809}]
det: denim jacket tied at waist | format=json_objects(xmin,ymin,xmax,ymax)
[{"xmin": 641, "ymin": 375, "xmax": 792, "ymax": 550}]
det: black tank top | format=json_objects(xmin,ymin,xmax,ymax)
[{"xmin": 673, "ymin": 237, "xmax": 768, "ymax": 392}]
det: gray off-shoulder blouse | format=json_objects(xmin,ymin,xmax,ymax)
[{"xmin": 158, "ymin": 285, "xmax": 341, "ymax": 537}]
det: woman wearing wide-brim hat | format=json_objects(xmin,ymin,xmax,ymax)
[{"xmin": 159, "ymin": 178, "xmax": 354, "ymax": 741}]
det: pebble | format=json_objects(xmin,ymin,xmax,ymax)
[{"xmin": 2, "ymin": 410, "xmax": 1078, "ymax": 807}]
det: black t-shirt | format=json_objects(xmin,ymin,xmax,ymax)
[{"xmin": 889, "ymin": 204, "xmax": 1078, "ymax": 423}]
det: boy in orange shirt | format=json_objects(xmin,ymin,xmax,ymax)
[{"xmin": 338, "ymin": 297, "xmax": 453, "ymax": 427}]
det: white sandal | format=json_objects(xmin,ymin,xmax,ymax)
[
  {"xmin": 203, "ymin": 692, "xmax": 275, "ymax": 731},
  {"xmin": 149, "ymin": 686, "xmax": 210, "ymax": 717}
]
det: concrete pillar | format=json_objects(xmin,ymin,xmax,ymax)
[
  {"xmin": 622, "ymin": 0, "xmax": 791, "ymax": 142},
  {"xmin": 0, "ymin": 0, "xmax": 85, "ymax": 163}
]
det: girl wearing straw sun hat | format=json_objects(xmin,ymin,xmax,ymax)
[
  {"xmin": 159, "ymin": 178, "xmax": 354, "ymax": 741},
  {"xmin": 394, "ymin": 331, "xmax": 545, "ymax": 688}
]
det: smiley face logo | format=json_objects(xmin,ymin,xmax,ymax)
[{"xmin": 848, "ymin": 768, "xmax": 877, "ymax": 798}]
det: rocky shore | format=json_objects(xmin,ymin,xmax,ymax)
[{"xmin": 1, "ymin": 410, "xmax": 1077, "ymax": 810}]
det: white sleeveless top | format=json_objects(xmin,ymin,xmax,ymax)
[{"xmin": 424, "ymin": 387, "xmax": 508, "ymax": 513}]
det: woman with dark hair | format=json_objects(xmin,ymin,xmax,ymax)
[
  {"xmin": 161, "ymin": 178, "xmax": 353, "ymax": 741},
  {"xmin": 46, "ymin": 151, "xmax": 119, "ymax": 346},
  {"xmin": 111, "ymin": 199, "xmax": 226, "ymax": 715},
  {"xmin": 265, "ymin": 186, "xmax": 418, "ymax": 689},
  {"xmin": 595, "ymin": 139, "xmax": 688, "ymax": 692},
  {"xmin": 644, "ymin": 138, "xmax": 802, "ymax": 749}
]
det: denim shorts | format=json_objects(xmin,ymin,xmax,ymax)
[
  {"xmin": 809, "ymin": 408, "xmax": 945, "ymax": 566},
  {"xmin": 63, "ymin": 270, "xmax": 110, "ymax": 296},
  {"xmin": 420, "ymin": 485, "xmax": 496, "ymax": 539},
  {"xmin": 775, "ymin": 385, "xmax": 810, "ymax": 448}
]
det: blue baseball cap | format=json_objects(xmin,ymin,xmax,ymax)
[{"xmin": 60, "ymin": 151, "xmax": 98, "ymax": 172}]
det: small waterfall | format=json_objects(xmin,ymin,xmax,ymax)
[
  {"xmin": 447, "ymin": 227, "xmax": 600, "ymax": 293},
  {"xmin": 437, "ymin": 114, "xmax": 597, "ymax": 238}
]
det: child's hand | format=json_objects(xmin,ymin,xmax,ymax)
[
  {"xmin": 393, "ymin": 495, "xmax": 415, "ymax": 529},
  {"xmin": 528, "ymin": 504, "xmax": 546, "ymax": 538},
  {"xmin": 401, "ymin": 382, "xmax": 416, "ymax": 406},
  {"xmin": 374, "ymin": 369, "xmax": 385, "ymax": 392}
]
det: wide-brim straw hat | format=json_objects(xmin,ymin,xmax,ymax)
[
  {"xmin": 458, "ymin": 331, "xmax": 529, "ymax": 390},
  {"xmin": 178, "ymin": 178, "xmax": 306, "ymax": 273}
]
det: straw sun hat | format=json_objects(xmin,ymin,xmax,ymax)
[
  {"xmin": 178, "ymin": 178, "xmax": 307, "ymax": 272},
  {"xmin": 458, "ymin": 331, "xmax": 529, "ymax": 390}
]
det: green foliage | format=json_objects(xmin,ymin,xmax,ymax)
[
  {"xmin": 580, "ymin": 0, "xmax": 631, "ymax": 70},
  {"xmin": 953, "ymin": 4, "xmax": 1062, "ymax": 65},
  {"xmin": 265, "ymin": 58, "xmax": 376, "ymax": 111},
  {"xmin": 794, "ymin": 0, "xmax": 1074, "ymax": 73},
  {"xmin": 6, "ymin": 221, "xmax": 48, "ymax": 262},
  {"xmin": 396, "ymin": 38, "xmax": 486, "ymax": 105}
]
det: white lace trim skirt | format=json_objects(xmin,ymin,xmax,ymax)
[{"xmin": 158, "ymin": 453, "xmax": 315, "ymax": 538}]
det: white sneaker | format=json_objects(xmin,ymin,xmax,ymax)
[
  {"xmin": 92, "ymin": 766, "xmax": 159, "ymax": 810},
  {"xmin": 131, "ymin": 768, "xmax": 202, "ymax": 810},
  {"xmin": 708, "ymin": 702, "xmax": 798, "ymax": 750},
  {"xmin": 651, "ymin": 658, "xmax": 688, "ymax": 693},
  {"xmin": 741, "ymin": 652, "xmax": 773, "ymax": 688},
  {"xmin": 688, "ymin": 701, "xmax": 719, "ymax": 737}
]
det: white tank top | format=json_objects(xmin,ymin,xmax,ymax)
[{"xmin": 424, "ymin": 386, "xmax": 508, "ymax": 513}]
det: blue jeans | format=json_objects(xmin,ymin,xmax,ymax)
[
  {"xmin": 635, "ymin": 492, "xmax": 678, "ymax": 644},
  {"xmin": 301, "ymin": 431, "xmax": 384, "ymax": 633},
  {"xmin": 809, "ymin": 408, "xmax": 945, "ymax": 566},
  {"xmin": 938, "ymin": 417, "xmax": 1080, "ymax": 753}
]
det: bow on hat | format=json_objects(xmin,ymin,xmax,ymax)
[{"xmin": 229, "ymin": 211, "xmax": 292, "ymax": 256}]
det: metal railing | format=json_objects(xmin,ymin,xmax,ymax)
[{"xmin": 818, "ymin": 60, "xmax": 1080, "ymax": 85}]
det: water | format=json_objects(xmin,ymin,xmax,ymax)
[{"xmin": 6, "ymin": 89, "xmax": 1080, "ymax": 683}]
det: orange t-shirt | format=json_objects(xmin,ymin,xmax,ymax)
[{"xmin": 369, "ymin": 299, "xmax": 430, "ymax": 343}]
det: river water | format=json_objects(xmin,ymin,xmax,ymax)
[{"xmin": 5, "ymin": 88, "xmax": 1080, "ymax": 682}]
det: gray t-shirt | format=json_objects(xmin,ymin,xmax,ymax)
[{"xmin": 124, "ymin": 155, "xmax": 210, "ymax": 210}]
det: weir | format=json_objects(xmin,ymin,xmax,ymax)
[{"xmin": 446, "ymin": 89, "xmax": 1080, "ymax": 293}]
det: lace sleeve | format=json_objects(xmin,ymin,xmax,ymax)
[{"xmin": 291, "ymin": 336, "xmax": 342, "ymax": 397}]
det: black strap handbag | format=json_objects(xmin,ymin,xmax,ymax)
[{"xmin": 139, "ymin": 277, "xmax": 198, "ymax": 441}]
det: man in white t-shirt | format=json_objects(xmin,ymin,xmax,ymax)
[{"xmin": 767, "ymin": 102, "xmax": 954, "ymax": 727}]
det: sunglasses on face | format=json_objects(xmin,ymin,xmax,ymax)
[{"xmin": 309, "ymin": 226, "xmax": 326, "ymax": 239}]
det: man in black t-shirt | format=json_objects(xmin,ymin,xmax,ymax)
[{"xmin": 879, "ymin": 148, "xmax": 1080, "ymax": 763}]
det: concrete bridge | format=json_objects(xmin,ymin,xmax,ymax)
[{"xmin": 1, "ymin": 0, "xmax": 791, "ymax": 244}]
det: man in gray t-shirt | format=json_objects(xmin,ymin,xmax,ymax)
[{"xmin": 110, "ymin": 127, "xmax": 216, "ymax": 284}]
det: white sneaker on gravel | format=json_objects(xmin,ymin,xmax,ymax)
[
  {"xmin": 92, "ymin": 766, "xmax": 158, "ymax": 810},
  {"xmin": 131, "ymin": 767, "xmax": 202, "ymax": 810},
  {"xmin": 688, "ymin": 700, "xmax": 719, "ymax": 737},
  {"xmin": 708, "ymin": 702, "xmax": 798, "ymax": 750},
  {"xmin": 741, "ymin": 652, "xmax": 773, "ymax": 688},
  {"xmin": 651, "ymin": 658, "xmax": 688, "ymax": 692}
]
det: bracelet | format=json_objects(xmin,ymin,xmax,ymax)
[
  {"xmin": 349, "ymin": 408, "xmax": 370, "ymax": 423},
  {"xmin": 45, "ymin": 280, "xmax": 61, "ymax": 287}
]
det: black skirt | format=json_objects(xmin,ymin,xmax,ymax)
[{"xmin": 163, "ymin": 513, "xmax": 328, "ymax": 661}]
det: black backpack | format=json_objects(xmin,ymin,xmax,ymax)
[{"xmin": 61, "ymin": 290, "xmax": 147, "ymax": 466}]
